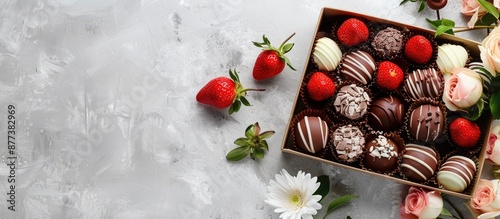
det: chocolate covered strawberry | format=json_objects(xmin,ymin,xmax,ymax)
[
  {"xmin": 252, "ymin": 33, "xmax": 296, "ymax": 80},
  {"xmin": 196, "ymin": 69, "xmax": 265, "ymax": 114},
  {"xmin": 449, "ymin": 117, "xmax": 481, "ymax": 148},
  {"xmin": 404, "ymin": 35, "xmax": 433, "ymax": 64},
  {"xmin": 337, "ymin": 18, "xmax": 369, "ymax": 47},
  {"xmin": 376, "ymin": 61, "xmax": 404, "ymax": 91},
  {"xmin": 307, "ymin": 72, "xmax": 336, "ymax": 101}
]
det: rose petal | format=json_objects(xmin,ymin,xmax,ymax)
[
  {"xmin": 400, "ymin": 204, "xmax": 418, "ymax": 219},
  {"xmin": 468, "ymin": 9, "xmax": 480, "ymax": 29},
  {"xmin": 419, "ymin": 191, "xmax": 443, "ymax": 219}
]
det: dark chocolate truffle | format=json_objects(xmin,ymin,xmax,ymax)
[
  {"xmin": 295, "ymin": 116, "xmax": 329, "ymax": 154},
  {"xmin": 371, "ymin": 27, "xmax": 403, "ymax": 57},
  {"xmin": 409, "ymin": 104, "xmax": 444, "ymax": 142},
  {"xmin": 404, "ymin": 68, "xmax": 443, "ymax": 100},
  {"xmin": 333, "ymin": 84, "xmax": 371, "ymax": 120},
  {"xmin": 368, "ymin": 96, "xmax": 404, "ymax": 131},
  {"xmin": 437, "ymin": 155, "xmax": 476, "ymax": 192},
  {"xmin": 401, "ymin": 144, "xmax": 438, "ymax": 181},
  {"xmin": 364, "ymin": 135, "xmax": 399, "ymax": 172},
  {"xmin": 339, "ymin": 51, "xmax": 376, "ymax": 85},
  {"xmin": 333, "ymin": 125, "xmax": 365, "ymax": 162}
]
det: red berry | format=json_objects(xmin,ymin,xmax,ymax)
[
  {"xmin": 336, "ymin": 18, "xmax": 369, "ymax": 47},
  {"xmin": 404, "ymin": 35, "xmax": 433, "ymax": 64},
  {"xmin": 376, "ymin": 61, "xmax": 404, "ymax": 91},
  {"xmin": 252, "ymin": 33, "xmax": 296, "ymax": 80},
  {"xmin": 196, "ymin": 69, "xmax": 265, "ymax": 114},
  {"xmin": 449, "ymin": 118, "xmax": 481, "ymax": 148},
  {"xmin": 196, "ymin": 77, "xmax": 236, "ymax": 108},
  {"xmin": 253, "ymin": 50, "xmax": 285, "ymax": 80},
  {"xmin": 307, "ymin": 72, "xmax": 336, "ymax": 101}
]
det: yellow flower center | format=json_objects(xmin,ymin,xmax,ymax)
[{"xmin": 290, "ymin": 191, "xmax": 304, "ymax": 207}]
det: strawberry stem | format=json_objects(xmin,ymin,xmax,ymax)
[
  {"xmin": 278, "ymin": 32, "xmax": 296, "ymax": 50},
  {"xmin": 242, "ymin": 88, "xmax": 266, "ymax": 92}
]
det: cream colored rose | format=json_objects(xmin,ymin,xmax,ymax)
[
  {"xmin": 488, "ymin": 125, "xmax": 500, "ymax": 165},
  {"xmin": 480, "ymin": 25, "xmax": 500, "ymax": 76},
  {"xmin": 403, "ymin": 187, "xmax": 443, "ymax": 219},
  {"xmin": 470, "ymin": 179, "xmax": 500, "ymax": 219},
  {"xmin": 442, "ymin": 68, "xmax": 483, "ymax": 111},
  {"xmin": 461, "ymin": 0, "xmax": 487, "ymax": 28}
]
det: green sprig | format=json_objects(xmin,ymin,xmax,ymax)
[{"xmin": 226, "ymin": 122, "xmax": 274, "ymax": 161}]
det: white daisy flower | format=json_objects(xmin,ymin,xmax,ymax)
[{"xmin": 265, "ymin": 169, "xmax": 322, "ymax": 219}]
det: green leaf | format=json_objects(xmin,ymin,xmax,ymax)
[
  {"xmin": 477, "ymin": 12, "xmax": 498, "ymax": 26},
  {"xmin": 313, "ymin": 175, "xmax": 330, "ymax": 202},
  {"xmin": 426, "ymin": 18, "xmax": 441, "ymax": 28},
  {"xmin": 259, "ymin": 130, "xmax": 275, "ymax": 139},
  {"xmin": 261, "ymin": 140, "xmax": 269, "ymax": 151},
  {"xmin": 399, "ymin": 0, "xmax": 410, "ymax": 5},
  {"xmin": 240, "ymin": 96, "xmax": 251, "ymax": 106},
  {"xmin": 478, "ymin": 0, "xmax": 500, "ymax": 19},
  {"xmin": 252, "ymin": 41, "xmax": 263, "ymax": 48},
  {"xmin": 230, "ymin": 100, "xmax": 241, "ymax": 115},
  {"xmin": 347, "ymin": 217, "xmax": 352, "ymax": 219},
  {"xmin": 252, "ymin": 147, "xmax": 265, "ymax": 159},
  {"xmin": 490, "ymin": 91, "xmax": 500, "ymax": 119},
  {"xmin": 263, "ymin": 35, "xmax": 271, "ymax": 46},
  {"xmin": 492, "ymin": 76, "xmax": 500, "ymax": 90},
  {"xmin": 465, "ymin": 98, "xmax": 484, "ymax": 121},
  {"xmin": 440, "ymin": 207, "xmax": 453, "ymax": 217},
  {"xmin": 282, "ymin": 43, "xmax": 294, "ymax": 54},
  {"xmin": 229, "ymin": 69, "xmax": 237, "ymax": 81},
  {"xmin": 492, "ymin": 165, "xmax": 500, "ymax": 179},
  {"xmin": 323, "ymin": 195, "xmax": 358, "ymax": 219},
  {"xmin": 418, "ymin": 0, "xmax": 425, "ymax": 12},
  {"xmin": 234, "ymin": 137, "xmax": 248, "ymax": 147},
  {"xmin": 249, "ymin": 150, "xmax": 256, "ymax": 159},
  {"xmin": 226, "ymin": 146, "xmax": 250, "ymax": 161},
  {"xmin": 245, "ymin": 124, "xmax": 254, "ymax": 138},
  {"xmin": 435, "ymin": 25, "xmax": 454, "ymax": 37},
  {"xmin": 284, "ymin": 57, "xmax": 296, "ymax": 71},
  {"xmin": 441, "ymin": 19, "xmax": 455, "ymax": 27}
]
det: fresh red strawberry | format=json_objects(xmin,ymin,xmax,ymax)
[
  {"xmin": 336, "ymin": 18, "xmax": 369, "ymax": 47},
  {"xmin": 404, "ymin": 35, "xmax": 433, "ymax": 64},
  {"xmin": 307, "ymin": 72, "xmax": 336, "ymax": 101},
  {"xmin": 376, "ymin": 61, "xmax": 404, "ymax": 91},
  {"xmin": 449, "ymin": 117, "xmax": 481, "ymax": 148},
  {"xmin": 252, "ymin": 33, "xmax": 296, "ymax": 80},
  {"xmin": 196, "ymin": 69, "xmax": 265, "ymax": 114}
]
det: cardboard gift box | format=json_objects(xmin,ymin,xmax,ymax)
[{"xmin": 281, "ymin": 7, "xmax": 491, "ymax": 199}]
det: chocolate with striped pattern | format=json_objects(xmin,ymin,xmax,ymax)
[
  {"xmin": 294, "ymin": 116, "xmax": 329, "ymax": 154},
  {"xmin": 437, "ymin": 155, "xmax": 476, "ymax": 192},
  {"xmin": 368, "ymin": 95, "xmax": 404, "ymax": 131},
  {"xmin": 409, "ymin": 104, "xmax": 444, "ymax": 143},
  {"xmin": 404, "ymin": 68, "xmax": 443, "ymax": 100},
  {"xmin": 340, "ymin": 51, "xmax": 376, "ymax": 85},
  {"xmin": 401, "ymin": 144, "xmax": 438, "ymax": 181}
]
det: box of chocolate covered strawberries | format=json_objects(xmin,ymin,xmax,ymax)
[{"xmin": 281, "ymin": 7, "xmax": 492, "ymax": 199}]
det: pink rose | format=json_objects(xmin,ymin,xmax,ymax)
[
  {"xmin": 461, "ymin": 0, "xmax": 488, "ymax": 28},
  {"xmin": 488, "ymin": 125, "xmax": 500, "ymax": 165},
  {"xmin": 442, "ymin": 68, "xmax": 483, "ymax": 111},
  {"xmin": 470, "ymin": 179, "xmax": 500, "ymax": 219},
  {"xmin": 480, "ymin": 26, "xmax": 500, "ymax": 76},
  {"xmin": 402, "ymin": 187, "xmax": 443, "ymax": 219}
]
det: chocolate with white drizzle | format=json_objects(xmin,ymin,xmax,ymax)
[
  {"xmin": 409, "ymin": 104, "xmax": 444, "ymax": 143},
  {"xmin": 294, "ymin": 116, "xmax": 329, "ymax": 154}
]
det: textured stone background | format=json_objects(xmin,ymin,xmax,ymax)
[{"xmin": 0, "ymin": 0, "xmax": 492, "ymax": 218}]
